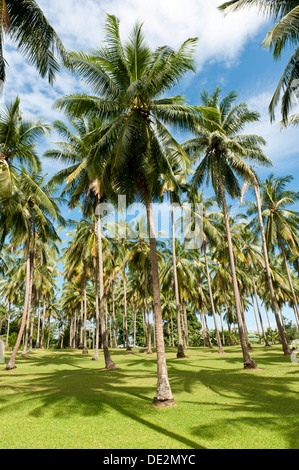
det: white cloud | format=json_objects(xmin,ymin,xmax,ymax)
[
  {"xmin": 245, "ymin": 91, "xmax": 299, "ymax": 169},
  {"xmin": 37, "ymin": 0, "xmax": 267, "ymax": 67}
]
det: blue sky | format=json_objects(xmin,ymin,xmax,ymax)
[{"xmin": 4, "ymin": 0, "xmax": 299, "ymax": 331}]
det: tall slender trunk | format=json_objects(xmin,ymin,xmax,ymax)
[
  {"xmin": 265, "ymin": 307, "xmax": 274, "ymax": 343},
  {"xmin": 254, "ymin": 181, "xmax": 290, "ymax": 355},
  {"xmin": 123, "ymin": 267, "xmax": 131, "ymax": 351},
  {"xmin": 28, "ymin": 293, "xmax": 35, "ymax": 353},
  {"xmin": 223, "ymin": 291, "xmax": 234, "ymax": 346},
  {"xmin": 133, "ymin": 303, "xmax": 136, "ymax": 348},
  {"xmin": 219, "ymin": 309, "xmax": 225, "ymax": 346},
  {"xmin": 278, "ymin": 232, "xmax": 299, "ymax": 326},
  {"xmin": 239, "ymin": 292, "xmax": 252, "ymax": 350},
  {"xmin": 251, "ymin": 295, "xmax": 261, "ymax": 339},
  {"xmin": 142, "ymin": 302, "xmax": 148, "ymax": 348},
  {"xmin": 47, "ymin": 315, "xmax": 51, "ymax": 349},
  {"xmin": 92, "ymin": 264, "xmax": 100, "ymax": 361},
  {"xmin": 6, "ymin": 237, "xmax": 32, "ymax": 368},
  {"xmin": 183, "ymin": 300, "xmax": 189, "ymax": 348},
  {"xmin": 96, "ymin": 207, "xmax": 117, "ymax": 369},
  {"xmin": 250, "ymin": 266, "xmax": 270, "ymax": 346},
  {"xmin": 199, "ymin": 283, "xmax": 214, "ymax": 349},
  {"xmin": 170, "ymin": 192, "xmax": 185, "ymax": 358},
  {"xmin": 112, "ymin": 285, "xmax": 118, "ymax": 348},
  {"xmin": 82, "ymin": 277, "xmax": 88, "ymax": 355},
  {"xmin": 203, "ymin": 241, "xmax": 224, "ymax": 354},
  {"xmin": 74, "ymin": 310, "xmax": 77, "ymax": 348},
  {"xmin": 36, "ymin": 296, "xmax": 41, "ymax": 348},
  {"xmin": 144, "ymin": 267, "xmax": 152, "ymax": 354},
  {"xmin": 41, "ymin": 296, "xmax": 46, "ymax": 349},
  {"xmin": 79, "ymin": 282, "xmax": 84, "ymax": 349},
  {"xmin": 220, "ymin": 178, "xmax": 256, "ymax": 368},
  {"xmin": 21, "ymin": 250, "xmax": 34, "ymax": 358},
  {"xmin": 145, "ymin": 190, "xmax": 175, "ymax": 405},
  {"xmin": 69, "ymin": 316, "xmax": 74, "ymax": 348},
  {"xmin": 5, "ymin": 302, "xmax": 11, "ymax": 350},
  {"xmin": 170, "ymin": 312, "xmax": 174, "ymax": 347}
]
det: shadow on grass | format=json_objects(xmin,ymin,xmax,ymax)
[
  {"xmin": 0, "ymin": 351, "xmax": 205, "ymax": 449},
  {"xmin": 1, "ymin": 346, "xmax": 299, "ymax": 448}
]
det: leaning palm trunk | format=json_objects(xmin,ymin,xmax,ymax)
[
  {"xmin": 203, "ymin": 241, "xmax": 224, "ymax": 354},
  {"xmin": 6, "ymin": 239, "xmax": 32, "ymax": 369},
  {"xmin": 254, "ymin": 181, "xmax": 291, "ymax": 355},
  {"xmin": 145, "ymin": 191, "xmax": 175, "ymax": 405},
  {"xmin": 96, "ymin": 208, "xmax": 117, "ymax": 369},
  {"xmin": 220, "ymin": 179, "xmax": 257, "ymax": 368},
  {"xmin": 170, "ymin": 193, "xmax": 185, "ymax": 358}
]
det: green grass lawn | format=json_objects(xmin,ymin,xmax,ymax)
[{"xmin": 0, "ymin": 345, "xmax": 298, "ymax": 449}]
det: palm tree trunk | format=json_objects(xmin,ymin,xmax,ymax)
[
  {"xmin": 199, "ymin": 283, "xmax": 214, "ymax": 349},
  {"xmin": 223, "ymin": 291, "xmax": 234, "ymax": 345},
  {"xmin": 278, "ymin": 232, "xmax": 299, "ymax": 325},
  {"xmin": 145, "ymin": 190, "xmax": 175, "ymax": 405},
  {"xmin": 82, "ymin": 277, "xmax": 88, "ymax": 355},
  {"xmin": 250, "ymin": 266, "xmax": 270, "ymax": 346},
  {"xmin": 92, "ymin": 264, "xmax": 100, "ymax": 361},
  {"xmin": 142, "ymin": 302, "xmax": 148, "ymax": 348},
  {"xmin": 96, "ymin": 208, "xmax": 117, "ymax": 369},
  {"xmin": 74, "ymin": 310, "xmax": 77, "ymax": 348},
  {"xmin": 112, "ymin": 285, "xmax": 118, "ymax": 348},
  {"xmin": 41, "ymin": 295, "xmax": 46, "ymax": 349},
  {"xmin": 133, "ymin": 303, "xmax": 136, "ymax": 348},
  {"xmin": 123, "ymin": 267, "xmax": 131, "ymax": 351},
  {"xmin": 251, "ymin": 294, "xmax": 261, "ymax": 340},
  {"xmin": 220, "ymin": 309, "xmax": 225, "ymax": 346},
  {"xmin": 203, "ymin": 241, "xmax": 224, "ymax": 354},
  {"xmin": 36, "ymin": 296, "xmax": 41, "ymax": 348},
  {"xmin": 183, "ymin": 300, "xmax": 189, "ymax": 348},
  {"xmin": 28, "ymin": 293, "xmax": 35, "ymax": 353},
  {"xmin": 265, "ymin": 307, "xmax": 274, "ymax": 343},
  {"xmin": 219, "ymin": 178, "xmax": 256, "ymax": 368},
  {"xmin": 6, "ymin": 239, "xmax": 32, "ymax": 370},
  {"xmin": 79, "ymin": 282, "xmax": 84, "ymax": 349},
  {"xmin": 5, "ymin": 302, "xmax": 11, "ymax": 350},
  {"xmin": 144, "ymin": 266, "xmax": 152, "ymax": 354},
  {"xmin": 254, "ymin": 181, "xmax": 290, "ymax": 355},
  {"xmin": 47, "ymin": 315, "xmax": 51, "ymax": 349},
  {"xmin": 170, "ymin": 312, "xmax": 174, "ymax": 347},
  {"xmin": 170, "ymin": 192, "xmax": 185, "ymax": 358}
]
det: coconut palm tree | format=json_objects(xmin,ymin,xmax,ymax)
[
  {"xmin": 5, "ymin": 170, "xmax": 61, "ymax": 369},
  {"xmin": 219, "ymin": 0, "xmax": 299, "ymax": 122},
  {"xmin": 182, "ymin": 190, "xmax": 225, "ymax": 353},
  {"xmin": 46, "ymin": 116, "xmax": 118, "ymax": 369},
  {"xmin": 251, "ymin": 175, "xmax": 299, "ymax": 323},
  {"xmin": 0, "ymin": 0, "xmax": 70, "ymax": 86},
  {"xmin": 183, "ymin": 87, "xmax": 272, "ymax": 369},
  {"xmin": 53, "ymin": 15, "xmax": 201, "ymax": 404}
]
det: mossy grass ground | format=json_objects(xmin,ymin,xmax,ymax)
[{"xmin": 0, "ymin": 345, "xmax": 298, "ymax": 449}]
